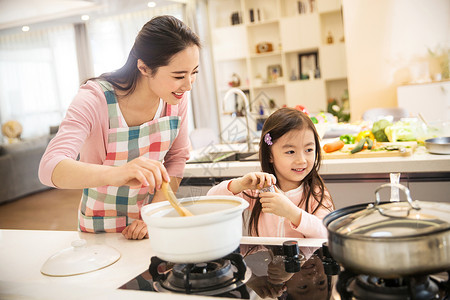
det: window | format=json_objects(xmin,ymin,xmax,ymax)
[{"xmin": 0, "ymin": 25, "xmax": 79, "ymax": 138}]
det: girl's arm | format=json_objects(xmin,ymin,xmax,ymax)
[
  {"xmin": 207, "ymin": 179, "xmax": 258, "ymax": 202},
  {"xmin": 224, "ymin": 172, "xmax": 276, "ymax": 194},
  {"xmin": 291, "ymin": 190, "xmax": 333, "ymax": 238}
]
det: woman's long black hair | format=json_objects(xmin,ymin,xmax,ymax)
[
  {"xmin": 85, "ymin": 15, "xmax": 201, "ymax": 95},
  {"xmin": 247, "ymin": 107, "xmax": 333, "ymax": 236}
]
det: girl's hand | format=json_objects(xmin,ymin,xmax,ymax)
[
  {"xmin": 259, "ymin": 186, "xmax": 302, "ymax": 226},
  {"xmin": 229, "ymin": 172, "xmax": 276, "ymax": 194},
  {"xmin": 107, "ymin": 157, "xmax": 170, "ymax": 192},
  {"xmin": 268, "ymin": 255, "xmax": 295, "ymax": 285},
  {"xmin": 246, "ymin": 275, "xmax": 286, "ymax": 298},
  {"xmin": 122, "ymin": 220, "xmax": 148, "ymax": 240}
]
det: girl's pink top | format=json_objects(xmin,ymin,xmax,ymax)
[
  {"xmin": 207, "ymin": 180, "xmax": 333, "ymax": 238},
  {"xmin": 39, "ymin": 80, "xmax": 190, "ymax": 187}
]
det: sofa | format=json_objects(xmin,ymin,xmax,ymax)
[{"xmin": 0, "ymin": 135, "xmax": 52, "ymax": 204}]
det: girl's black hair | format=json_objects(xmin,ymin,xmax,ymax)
[
  {"xmin": 85, "ymin": 15, "xmax": 201, "ymax": 95},
  {"xmin": 247, "ymin": 107, "xmax": 333, "ymax": 236}
]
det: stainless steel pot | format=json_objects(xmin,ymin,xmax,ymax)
[
  {"xmin": 425, "ymin": 136, "xmax": 450, "ymax": 154},
  {"xmin": 323, "ymin": 183, "xmax": 450, "ymax": 278}
]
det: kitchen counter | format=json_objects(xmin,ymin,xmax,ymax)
[
  {"xmin": 0, "ymin": 229, "xmax": 326, "ymax": 299},
  {"xmin": 180, "ymin": 145, "xmax": 450, "ymax": 210},
  {"xmin": 183, "ymin": 146, "xmax": 450, "ymax": 178}
]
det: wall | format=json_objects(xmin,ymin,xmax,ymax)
[{"xmin": 342, "ymin": 0, "xmax": 450, "ymax": 121}]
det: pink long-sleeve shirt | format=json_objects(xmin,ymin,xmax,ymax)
[
  {"xmin": 207, "ymin": 180, "xmax": 333, "ymax": 238},
  {"xmin": 39, "ymin": 80, "xmax": 190, "ymax": 187}
]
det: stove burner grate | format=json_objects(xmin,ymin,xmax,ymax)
[
  {"xmin": 150, "ymin": 252, "xmax": 251, "ymax": 297},
  {"xmin": 336, "ymin": 269, "xmax": 449, "ymax": 300}
]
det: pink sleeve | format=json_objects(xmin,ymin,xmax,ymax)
[
  {"xmin": 207, "ymin": 180, "xmax": 235, "ymax": 196},
  {"xmin": 207, "ymin": 180, "xmax": 256, "ymax": 205},
  {"xmin": 38, "ymin": 81, "xmax": 108, "ymax": 187},
  {"xmin": 291, "ymin": 191, "xmax": 334, "ymax": 238},
  {"xmin": 163, "ymin": 94, "xmax": 190, "ymax": 178}
]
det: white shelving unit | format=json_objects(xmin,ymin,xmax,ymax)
[{"xmin": 208, "ymin": 0, "xmax": 349, "ymax": 142}]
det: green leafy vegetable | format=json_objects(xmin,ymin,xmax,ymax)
[
  {"xmin": 372, "ymin": 119, "xmax": 392, "ymax": 142},
  {"xmin": 385, "ymin": 120, "xmax": 419, "ymax": 142}
]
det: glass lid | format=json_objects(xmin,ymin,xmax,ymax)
[
  {"xmin": 328, "ymin": 184, "xmax": 450, "ymax": 238},
  {"xmin": 40, "ymin": 239, "xmax": 121, "ymax": 276}
]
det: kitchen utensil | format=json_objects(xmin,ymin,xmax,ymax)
[
  {"xmin": 141, "ymin": 195, "xmax": 249, "ymax": 263},
  {"xmin": 161, "ymin": 181, "xmax": 193, "ymax": 217},
  {"xmin": 41, "ymin": 239, "xmax": 120, "ymax": 276},
  {"xmin": 424, "ymin": 136, "xmax": 450, "ymax": 154},
  {"xmin": 323, "ymin": 183, "xmax": 450, "ymax": 278},
  {"xmin": 418, "ymin": 112, "xmax": 429, "ymax": 127}
]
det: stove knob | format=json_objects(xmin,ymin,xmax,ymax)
[
  {"xmin": 283, "ymin": 240, "xmax": 299, "ymax": 257},
  {"xmin": 283, "ymin": 240, "xmax": 301, "ymax": 273},
  {"xmin": 321, "ymin": 242, "xmax": 340, "ymax": 275},
  {"xmin": 322, "ymin": 242, "xmax": 332, "ymax": 259}
]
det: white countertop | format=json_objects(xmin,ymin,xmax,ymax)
[
  {"xmin": 0, "ymin": 229, "xmax": 326, "ymax": 299},
  {"xmin": 184, "ymin": 146, "xmax": 450, "ymax": 178}
]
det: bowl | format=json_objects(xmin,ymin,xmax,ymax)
[{"xmin": 424, "ymin": 136, "xmax": 450, "ymax": 154}]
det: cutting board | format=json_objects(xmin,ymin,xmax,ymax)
[{"xmin": 323, "ymin": 141, "xmax": 418, "ymax": 159}]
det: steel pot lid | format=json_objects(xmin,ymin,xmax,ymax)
[
  {"xmin": 41, "ymin": 239, "xmax": 121, "ymax": 276},
  {"xmin": 327, "ymin": 183, "xmax": 450, "ymax": 239}
]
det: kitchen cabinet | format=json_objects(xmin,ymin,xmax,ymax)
[
  {"xmin": 207, "ymin": 0, "xmax": 349, "ymax": 142},
  {"xmin": 397, "ymin": 80, "xmax": 450, "ymax": 122}
]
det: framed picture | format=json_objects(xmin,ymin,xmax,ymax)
[
  {"xmin": 267, "ymin": 64, "xmax": 283, "ymax": 82},
  {"xmin": 298, "ymin": 52, "xmax": 319, "ymax": 80}
]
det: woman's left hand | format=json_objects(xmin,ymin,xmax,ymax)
[
  {"xmin": 259, "ymin": 186, "xmax": 302, "ymax": 225},
  {"xmin": 122, "ymin": 220, "xmax": 148, "ymax": 240}
]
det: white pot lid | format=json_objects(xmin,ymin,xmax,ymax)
[{"xmin": 41, "ymin": 239, "xmax": 121, "ymax": 276}]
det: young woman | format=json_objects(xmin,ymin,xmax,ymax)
[
  {"xmin": 39, "ymin": 15, "xmax": 200, "ymax": 240},
  {"xmin": 207, "ymin": 107, "xmax": 334, "ymax": 238}
]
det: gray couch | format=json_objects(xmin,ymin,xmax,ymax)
[{"xmin": 0, "ymin": 136, "xmax": 51, "ymax": 204}]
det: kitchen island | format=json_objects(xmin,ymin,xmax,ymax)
[
  {"xmin": 0, "ymin": 229, "xmax": 326, "ymax": 299},
  {"xmin": 181, "ymin": 145, "xmax": 450, "ymax": 208}
]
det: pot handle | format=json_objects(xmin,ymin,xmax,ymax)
[{"xmin": 374, "ymin": 183, "xmax": 420, "ymax": 210}]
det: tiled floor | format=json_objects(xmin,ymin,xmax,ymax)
[{"xmin": 0, "ymin": 189, "xmax": 82, "ymax": 231}]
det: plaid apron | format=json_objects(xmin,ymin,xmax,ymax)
[{"xmin": 78, "ymin": 81, "xmax": 181, "ymax": 233}]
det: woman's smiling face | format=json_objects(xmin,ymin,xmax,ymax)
[
  {"xmin": 269, "ymin": 128, "xmax": 316, "ymax": 191},
  {"xmin": 147, "ymin": 45, "xmax": 199, "ymax": 105}
]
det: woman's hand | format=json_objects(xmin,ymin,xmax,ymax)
[
  {"xmin": 259, "ymin": 186, "xmax": 302, "ymax": 226},
  {"xmin": 228, "ymin": 172, "xmax": 276, "ymax": 194},
  {"xmin": 122, "ymin": 220, "xmax": 148, "ymax": 240},
  {"xmin": 108, "ymin": 157, "xmax": 170, "ymax": 192}
]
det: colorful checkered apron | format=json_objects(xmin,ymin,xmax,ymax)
[{"xmin": 78, "ymin": 81, "xmax": 181, "ymax": 233}]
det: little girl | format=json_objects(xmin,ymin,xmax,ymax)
[{"xmin": 207, "ymin": 107, "xmax": 334, "ymax": 238}]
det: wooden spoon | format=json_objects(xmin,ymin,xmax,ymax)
[{"xmin": 161, "ymin": 181, "xmax": 193, "ymax": 217}]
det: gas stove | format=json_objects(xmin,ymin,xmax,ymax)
[{"xmin": 119, "ymin": 241, "xmax": 450, "ymax": 299}]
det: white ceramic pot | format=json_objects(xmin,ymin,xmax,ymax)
[{"xmin": 141, "ymin": 195, "xmax": 249, "ymax": 263}]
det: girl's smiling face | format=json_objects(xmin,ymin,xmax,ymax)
[
  {"xmin": 145, "ymin": 45, "xmax": 199, "ymax": 105},
  {"xmin": 269, "ymin": 128, "xmax": 316, "ymax": 191}
]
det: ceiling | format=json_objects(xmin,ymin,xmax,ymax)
[{"xmin": 0, "ymin": 0, "xmax": 184, "ymax": 32}]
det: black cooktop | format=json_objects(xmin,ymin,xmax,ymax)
[{"xmin": 119, "ymin": 241, "xmax": 449, "ymax": 300}]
